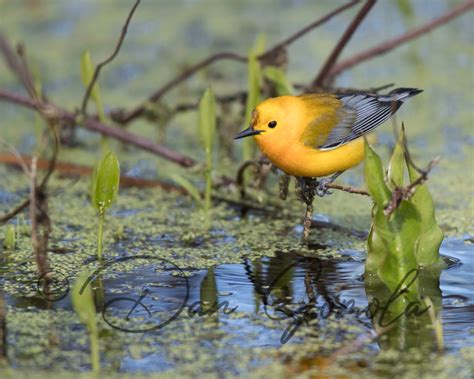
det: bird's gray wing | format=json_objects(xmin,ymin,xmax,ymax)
[{"xmin": 318, "ymin": 93, "xmax": 398, "ymax": 149}]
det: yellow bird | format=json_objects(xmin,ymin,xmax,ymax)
[{"xmin": 235, "ymin": 88, "xmax": 422, "ymax": 192}]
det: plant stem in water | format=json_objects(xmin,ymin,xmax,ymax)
[
  {"xmin": 90, "ymin": 328, "xmax": 100, "ymax": 372},
  {"xmin": 97, "ymin": 210, "xmax": 104, "ymax": 261}
]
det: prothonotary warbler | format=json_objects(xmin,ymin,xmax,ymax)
[{"xmin": 235, "ymin": 87, "xmax": 422, "ymax": 190}]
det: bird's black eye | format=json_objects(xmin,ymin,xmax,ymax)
[{"xmin": 268, "ymin": 120, "xmax": 277, "ymax": 128}]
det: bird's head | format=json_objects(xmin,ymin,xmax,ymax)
[{"xmin": 234, "ymin": 96, "xmax": 299, "ymax": 150}]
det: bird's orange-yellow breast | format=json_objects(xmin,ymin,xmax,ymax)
[{"xmin": 252, "ymin": 95, "xmax": 369, "ymax": 177}]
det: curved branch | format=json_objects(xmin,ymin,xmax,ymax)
[
  {"xmin": 326, "ymin": 0, "xmax": 474, "ymax": 80},
  {"xmin": 0, "ymin": 89, "xmax": 197, "ymax": 167},
  {"xmin": 312, "ymin": 0, "xmax": 376, "ymax": 87},
  {"xmin": 81, "ymin": 0, "xmax": 141, "ymax": 115},
  {"xmin": 113, "ymin": 51, "xmax": 247, "ymax": 123},
  {"xmin": 259, "ymin": 0, "xmax": 360, "ymax": 61}
]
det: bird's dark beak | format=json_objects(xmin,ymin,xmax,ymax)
[{"xmin": 234, "ymin": 127, "xmax": 263, "ymax": 140}]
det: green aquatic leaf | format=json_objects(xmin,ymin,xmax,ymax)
[
  {"xmin": 364, "ymin": 139, "xmax": 391, "ymax": 206},
  {"xmin": 198, "ymin": 87, "xmax": 217, "ymax": 155},
  {"xmin": 376, "ymin": 200, "xmax": 420, "ymax": 293},
  {"xmin": 252, "ymin": 34, "xmax": 266, "ymax": 56},
  {"xmin": 387, "ymin": 130, "xmax": 405, "ymax": 189},
  {"xmin": 197, "ymin": 87, "xmax": 216, "ymax": 215},
  {"xmin": 407, "ymin": 160, "xmax": 444, "ymax": 267},
  {"xmin": 80, "ymin": 50, "xmax": 106, "ymax": 122},
  {"xmin": 365, "ymin": 138, "xmax": 420, "ymax": 294},
  {"xmin": 171, "ymin": 174, "xmax": 202, "ymax": 206},
  {"xmin": 263, "ymin": 66, "xmax": 294, "ymax": 96},
  {"xmin": 3, "ymin": 224, "xmax": 16, "ymax": 250},
  {"xmin": 92, "ymin": 151, "xmax": 120, "ymax": 212}
]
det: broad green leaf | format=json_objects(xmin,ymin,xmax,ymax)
[
  {"xmin": 377, "ymin": 201, "xmax": 420, "ymax": 293},
  {"xmin": 407, "ymin": 160, "xmax": 444, "ymax": 267},
  {"xmin": 71, "ymin": 271, "xmax": 97, "ymax": 333},
  {"xmin": 387, "ymin": 129, "xmax": 405, "ymax": 189},
  {"xmin": 81, "ymin": 50, "xmax": 106, "ymax": 122},
  {"xmin": 93, "ymin": 151, "xmax": 120, "ymax": 212},
  {"xmin": 263, "ymin": 66, "xmax": 294, "ymax": 96},
  {"xmin": 364, "ymin": 139, "xmax": 390, "ymax": 206},
  {"xmin": 171, "ymin": 174, "xmax": 202, "ymax": 206},
  {"xmin": 3, "ymin": 224, "xmax": 16, "ymax": 250},
  {"xmin": 198, "ymin": 88, "xmax": 217, "ymax": 156}
]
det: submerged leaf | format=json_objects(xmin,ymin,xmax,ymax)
[
  {"xmin": 71, "ymin": 271, "xmax": 100, "ymax": 371},
  {"xmin": 71, "ymin": 271, "xmax": 96, "ymax": 333},
  {"xmin": 200, "ymin": 268, "xmax": 218, "ymax": 314},
  {"xmin": 93, "ymin": 151, "xmax": 120, "ymax": 212}
]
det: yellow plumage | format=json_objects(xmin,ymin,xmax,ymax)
[{"xmin": 235, "ymin": 88, "xmax": 421, "ymax": 178}]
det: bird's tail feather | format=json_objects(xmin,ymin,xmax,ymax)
[{"xmin": 380, "ymin": 87, "xmax": 423, "ymax": 102}]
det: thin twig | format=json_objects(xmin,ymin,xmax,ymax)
[
  {"xmin": 384, "ymin": 157, "xmax": 440, "ymax": 217},
  {"xmin": 0, "ymin": 88, "xmax": 198, "ymax": 167},
  {"xmin": 112, "ymin": 52, "xmax": 247, "ymax": 123},
  {"xmin": 326, "ymin": 0, "xmax": 474, "ymax": 80},
  {"xmin": 0, "ymin": 33, "xmax": 37, "ymax": 98},
  {"xmin": 80, "ymin": 0, "xmax": 141, "ymax": 115},
  {"xmin": 0, "ymin": 88, "xmax": 40, "ymax": 109},
  {"xmin": 0, "ymin": 199, "xmax": 30, "ymax": 224},
  {"xmin": 312, "ymin": 0, "xmax": 376, "ymax": 87},
  {"xmin": 259, "ymin": 0, "xmax": 360, "ymax": 61},
  {"xmin": 326, "ymin": 183, "xmax": 369, "ymax": 196}
]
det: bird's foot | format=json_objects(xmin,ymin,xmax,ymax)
[{"xmin": 315, "ymin": 178, "xmax": 334, "ymax": 197}]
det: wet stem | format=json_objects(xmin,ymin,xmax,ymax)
[
  {"xmin": 90, "ymin": 325, "xmax": 100, "ymax": 372},
  {"xmin": 204, "ymin": 149, "xmax": 212, "ymax": 214},
  {"xmin": 97, "ymin": 209, "xmax": 105, "ymax": 261}
]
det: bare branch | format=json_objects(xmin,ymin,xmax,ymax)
[
  {"xmin": 112, "ymin": 51, "xmax": 247, "ymax": 123},
  {"xmin": 326, "ymin": 183, "xmax": 369, "ymax": 196},
  {"xmin": 312, "ymin": 0, "xmax": 376, "ymax": 87},
  {"xmin": 259, "ymin": 0, "xmax": 360, "ymax": 61},
  {"xmin": 0, "ymin": 33, "xmax": 37, "ymax": 98},
  {"xmin": 81, "ymin": 0, "xmax": 141, "ymax": 115},
  {"xmin": 0, "ymin": 89, "xmax": 197, "ymax": 167},
  {"xmin": 327, "ymin": 0, "xmax": 474, "ymax": 80}
]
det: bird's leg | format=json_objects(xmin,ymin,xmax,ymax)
[
  {"xmin": 295, "ymin": 177, "xmax": 318, "ymax": 244},
  {"xmin": 315, "ymin": 171, "xmax": 344, "ymax": 197},
  {"xmin": 279, "ymin": 173, "xmax": 290, "ymax": 200}
]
